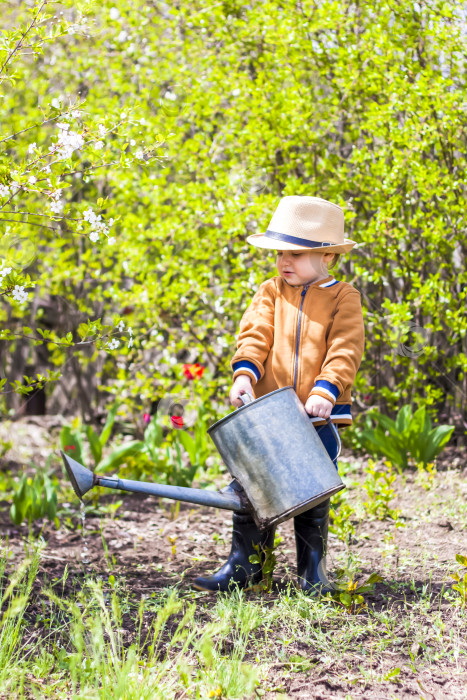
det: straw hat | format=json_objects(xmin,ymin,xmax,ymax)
[{"xmin": 247, "ymin": 195, "xmax": 358, "ymax": 254}]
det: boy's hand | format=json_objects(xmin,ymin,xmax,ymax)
[
  {"xmin": 229, "ymin": 375, "xmax": 253, "ymax": 407},
  {"xmin": 305, "ymin": 395, "xmax": 333, "ymax": 419}
]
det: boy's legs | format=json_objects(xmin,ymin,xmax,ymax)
[{"xmin": 294, "ymin": 421, "xmax": 339, "ymax": 594}]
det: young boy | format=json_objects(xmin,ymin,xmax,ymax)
[{"xmin": 193, "ymin": 196, "xmax": 365, "ymax": 595}]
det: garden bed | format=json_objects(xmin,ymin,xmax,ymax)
[{"xmin": 0, "ymin": 417, "xmax": 466, "ymax": 698}]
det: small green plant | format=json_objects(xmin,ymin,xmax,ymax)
[
  {"xmin": 362, "ymin": 459, "xmax": 401, "ymax": 520},
  {"xmin": 415, "ymin": 461, "xmax": 437, "ymax": 490},
  {"xmin": 60, "ymin": 404, "xmax": 145, "ymax": 474},
  {"xmin": 94, "ymin": 407, "xmax": 211, "ymax": 488},
  {"xmin": 329, "ymin": 501, "xmax": 356, "ymax": 544},
  {"xmin": 359, "ymin": 404, "xmax": 454, "ymax": 472},
  {"xmin": 451, "ymin": 554, "xmax": 467, "ymax": 607},
  {"xmin": 0, "ymin": 439, "xmax": 12, "ymax": 460},
  {"xmin": 10, "ymin": 471, "xmax": 59, "ymax": 527},
  {"xmin": 249, "ymin": 534, "xmax": 283, "ymax": 592},
  {"xmin": 332, "ymin": 569, "xmax": 383, "ymax": 614}
]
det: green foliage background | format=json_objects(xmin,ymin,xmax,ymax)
[{"xmin": 1, "ymin": 0, "xmax": 466, "ymax": 440}]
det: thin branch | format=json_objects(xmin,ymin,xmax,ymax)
[
  {"xmin": 0, "ymin": 0, "xmax": 48, "ymax": 76},
  {"xmin": 0, "ymin": 211, "xmax": 81, "ymax": 221},
  {"xmin": 0, "ymin": 218, "xmax": 58, "ymax": 230},
  {"xmin": 0, "ymin": 103, "xmax": 87, "ymax": 144}
]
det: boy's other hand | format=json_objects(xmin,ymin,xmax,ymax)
[
  {"xmin": 305, "ymin": 395, "xmax": 333, "ymax": 419},
  {"xmin": 230, "ymin": 375, "xmax": 253, "ymax": 407}
]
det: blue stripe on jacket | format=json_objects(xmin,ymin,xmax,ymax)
[
  {"xmin": 232, "ymin": 360, "xmax": 261, "ymax": 382},
  {"xmin": 312, "ymin": 379, "xmax": 340, "ymax": 402}
]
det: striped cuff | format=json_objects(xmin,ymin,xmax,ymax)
[
  {"xmin": 232, "ymin": 360, "xmax": 261, "ymax": 385},
  {"xmin": 309, "ymin": 379, "xmax": 340, "ymax": 406},
  {"xmin": 309, "ymin": 403, "xmax": 352, "ymax": 426}
]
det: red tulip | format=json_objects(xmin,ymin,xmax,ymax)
[
  {"xmin": 143, "ymin": 413, "xmax": 151, "ymax": 424},
  {"xmin": 171, "ymin": 415, "xmax": 184, "ymax": 428},
  {"xmin": 182, "ymin": 363, "xmax": 205, "ymax": 380}
]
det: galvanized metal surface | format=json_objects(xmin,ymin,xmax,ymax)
[
  {"xmin": 95, "ymin": 476, "xmax": 249, "ymax": 512},
  {"xmin": 207, "ymin": 386, "xmax": 345, "ymax": 529}
]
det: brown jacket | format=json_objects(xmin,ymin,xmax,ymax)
[{"xmin": 230, "ymin": 274, "xmax": 365, "ymax": 427}]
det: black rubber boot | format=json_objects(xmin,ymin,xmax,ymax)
[
  {"xmin": 193, "ymin": 512, "xmax": 276, "ymax": 592},
  {"xmin": 294, "ymin": 498, "xmax": 335, "ymax": 595}
]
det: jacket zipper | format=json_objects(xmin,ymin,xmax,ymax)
[{"xmin": 293, "ymin": 284, "xmax": 310, "ymax": 391}]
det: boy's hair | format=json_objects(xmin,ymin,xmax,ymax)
[{"xmin": 328, "ymin": 253, "xmax": 340, "ymax": 269}]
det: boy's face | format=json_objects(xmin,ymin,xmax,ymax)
[{"xmin": 276, "ymin": 250, "xmax": 335, "ymax": 286}]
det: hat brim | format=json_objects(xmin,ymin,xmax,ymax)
[{"xmin": 246, "ymin": 232, "xmax": 359, "ymax": 254}]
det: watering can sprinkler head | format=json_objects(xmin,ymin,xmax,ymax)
[{"xmin": 61, "ymin": 450, "xmax": 96, "ymax": 500}]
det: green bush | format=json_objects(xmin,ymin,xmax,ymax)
[
  {"xmin": 358, "ymin": 405, "xmax": 455, "ymax": 471},
  {"xmin": 0, "ymin": 0, "xmax": 465, "ymax": 437},
  {"xmin": 10, "ymin": 472, "xmax": 58, "ymax": 528}
]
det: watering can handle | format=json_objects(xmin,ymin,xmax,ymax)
[
  {"xmin": 325, "ymin": 417, "xmax": 342, "ymax": 460},
  {"xmin": 238, "ymin": 391, "xmax": 254, "ymax": 406}
]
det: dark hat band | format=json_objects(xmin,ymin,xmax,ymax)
[{"xmin": 265, "ymin": 230, "xmax": 334, "ymax": 248}]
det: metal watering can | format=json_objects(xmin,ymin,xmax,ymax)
[{"xmin": 62, "ymin": 386, "xmax": 345, "ymax": 529}]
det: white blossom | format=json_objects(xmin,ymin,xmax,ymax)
[
  {"xmin": 11, "ymin": 285, "xmax": 28, "ymax": 303},
  {"xmin": 28, "ymin": 176, "xmax": 37, "ymax": 184},
  {"xmin": 108, "ymin": 236, "xmax": 116, "ymax": 245},
  {"xmin": 28, "ymin": 143, "xmax": 37, "ymax": 154},
  {"xmin": 89, "ymin": 230, "xmax": 99, "ymax": 243},
  {"xmin": 83, "ymin": 208, "xmax": 99, "ymax": 223},
  {"xmin": 117, "ymin": 320, "xmax": 125, "ymax": 332},
  {"xmin": 55, "ymin": 125, "xmax": 84, "ymax": 159},
  {"xmin": 51, "ymin": 98, "xmax": 61, "ymax": 109},
  {"xmin": 98, "ymin": 124, "xmax": 106, "ymax": 137},
  {"xmin": 0, "ymin": 185, "xmax": 10, "ymax": 197},
  {"xmin": 50, "ymin": 199, "xmax": 64, "ymax": 213},
  {"xmin": 130, "ymin": 139, "xmax": 136, "ymax": 146},
  {"xmin": 128, "ymin": 336, "xmax": 134, "ymax": 349},
  {"xmin": 0, "ymin": 265, "xmax": 12, "ymax": 281},
  {"xmin": 109, "ymin": 7, "xmax": 120, "ymax": 19},
  {"xmin": 134, "ymin": 149, "xmax": 144, "ymax": 160},
  {"xmin": 107, "ymin": 338, "xmax": 120, "ymax": 350},
  {"xmin": 108, "ymin": 218, "xmax": 114, "ymax": 226},
  {"xmin": 94, "ymin": 140, "xmax": 104, "ymax": 150},
  {"xmin": 117, "ymin": 31, "xmax": 128, "ymax": 42}
]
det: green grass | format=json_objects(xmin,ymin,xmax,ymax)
[{"xmin": 0, "ymin": 540, "xmax": 465, "ymax": 699}]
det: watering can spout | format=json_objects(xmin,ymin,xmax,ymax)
[{"xmin": 60, "ymin": 451, "xmax": 249, "ymax": 514}]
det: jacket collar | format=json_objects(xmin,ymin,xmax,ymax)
[{"xmin": 282, "ymin": 274, "xmax": 336, "ymax": 290}]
